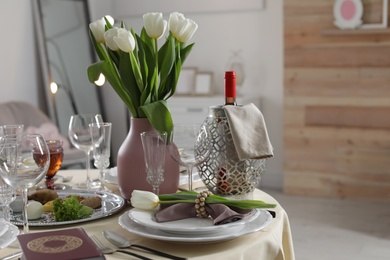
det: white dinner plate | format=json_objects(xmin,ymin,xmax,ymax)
[
  {"xmin": 128, "ymin": 208, "xmax": 260, "ymax": 235},
  {"xmin": 0, "ymin": 219, "xmax": 19, "ymax": 249},
  {"xmin": 119, "ymin": 209, "xmax": 273, "ymax": 244}
]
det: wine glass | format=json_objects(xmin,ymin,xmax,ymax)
[
  {"xmin": 0, "ymin": 134, "xmax": 50, "ymax": 233},
  {"xmin": 39, "ymin": 140, "xmax": 64, "ymax": 190},
  {"xmin": 90, "ymin": 122, "xmax": 112, "ymax": 189},
  {"xmin": 141, "ymin": 131, "xmax": 167, "ymax": 195},
  {"xmin": 0, "ymin": 176, "xmax": 15, "ymax": 222},
  {"xmin": 169, "ymin": 124, "xmax": 211, "ymax": 191},
  {"xmin": 68, "ymin": 114, "xmax": 103, "ymax": 189}
]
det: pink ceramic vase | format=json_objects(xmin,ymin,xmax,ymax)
[{"xmin": 116, "ymin": 117, "xmax": 180, "ymax": 200}]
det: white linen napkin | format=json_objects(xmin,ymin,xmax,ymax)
[{"xmin": 223, "ymin": 103, "xmax": 273, "ymax": 160}]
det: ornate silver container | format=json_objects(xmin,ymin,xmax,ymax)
[{"xmin": 197, "ymin": 105, "xmax": 267, "ymax": 199}]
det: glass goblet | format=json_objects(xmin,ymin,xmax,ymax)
[
  {"xmin": 0, "ymin": 124, "xmax": 24, "ymax": 165},
  {"xmin": 0, "ymin": 124, "xmax": 24, "ymax": 137},
  {"xmin": 68, "ymin": 114, "xmax": 103, "ymax": 189},
  {"xmin": 141, "ymin": 131, "xmax": 167, "ymax": 195},
  {"xmin": 0, "ymin": 134, "xmax": 50, "ymax": 233},
  {"xmin": 0, "ymin": 177, "xmax": 15, "ymax": 222},
  {"xmin": 38, "ymin": 140, "xmax": 64, "ymax": 190},
  {"xmin": 90, "ymin": 122, "xmax": 112, "ymax": 189},
  {"xmin": 170, "ymin": 124, "xmax": 211, "ymax": 191}
]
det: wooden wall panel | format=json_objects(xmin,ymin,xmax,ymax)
[
  {"xmin": 284, "ymin": 0, "xmax": 390, "ymax": 200},
  {"xmin": 305, "ymin": 105, "xmax": 390, "ymax": 129},
  {"xmin": 285, "ymin": 68, "xmax": 390, "ymax": 97}
]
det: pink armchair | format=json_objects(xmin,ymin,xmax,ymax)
[{"xmin": 0, "ymin": 101, "xmax": 85, "ymax": 168}]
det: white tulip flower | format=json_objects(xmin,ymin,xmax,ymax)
[
  {"xmin": 143, "ymin": 12, "xmax": 167, "ymax": 39},
  {"xmin": 168, "ymin": 12, "xmax": 198, "ymax": 43},
  {"xmin": 89, "ymin": 19, "xmax": 106, "ymax": 43},
  {"xmin": 104, "ymin": 27, "xmax": 120, "ymax": 51},
  {"xmin": 113, "ymin": 28, "xmax": 136, "ymax": 53},
  {"xmin": 131, "ymin": 190, "xmax": 159, "ymax": 210}
]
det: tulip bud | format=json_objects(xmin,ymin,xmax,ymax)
[
  {"xmin": 113, "ymin": 28, "xmax": 136, "ymax": 53},
  {"xmin": 89, "ymin": 19, "xmax": 106, "ymax": 43},
  {"xmin": 168, "ymin": 12, "xmax": 198, "ymax": 42},
  {"xmin": 104, "ymin": 27, "xmax": 120, "ymax": 51},
  {"xmin": 130, "ymin": 190, "xmax": 159, "ymax": 210},
  {"xmin": 143, "ymin": 12, "xmax": 167, "ymax": 39}
]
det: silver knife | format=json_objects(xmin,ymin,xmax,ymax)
[{"xmin": 0, "ymin": 251, "xmax": 23, "ymax": 260}]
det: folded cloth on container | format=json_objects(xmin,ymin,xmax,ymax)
[
  {"xmin": 154, "ymin": 203, "xmax": 251, "ymax": 225},
  {"xmin": 223, "ymin": 103, "xmax": 273, "ymax": 160}
]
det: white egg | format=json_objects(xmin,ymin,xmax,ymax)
[
  {"xmin": 9, "ymin": 197, "xmax": 23, "ymax": 212},
  {"xmin": 26, "ymin": 201, "xmax": 43, "ymax": 220}
]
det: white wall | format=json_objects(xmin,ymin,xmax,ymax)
[
  {"xmin": 0, "ymin": 0, "xmax": 42, "ymax": 108},
  {"xmin": 1, "ymin": 0, "xmax": 284, "ymax": 189}
]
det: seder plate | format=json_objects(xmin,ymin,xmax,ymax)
[{"xmin": 10, "ymin": 190, "xmax": 125, "ymax": 226}]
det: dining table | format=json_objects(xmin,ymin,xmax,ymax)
[{"xmin": 1, "ymin": 169, "xmax": 295, "ymax": 260}]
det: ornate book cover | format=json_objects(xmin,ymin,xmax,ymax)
[{"xmin": 17, "ymin": 227, "xmax": 105, "ymax": 260}]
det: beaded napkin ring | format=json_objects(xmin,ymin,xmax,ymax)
[{"xmin": 195, "ymin": 191, "xmax": 213, "ymax": 218}]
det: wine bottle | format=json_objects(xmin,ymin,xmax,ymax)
[
  {"xmin": 218, "ymin": 71, "xmax": 238, "ymax": 194},
  {"xmin": 224, "ymin": 71, "xmax": 237, "ymax": 106}
]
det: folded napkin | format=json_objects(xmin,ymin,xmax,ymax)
[
  {"xmin": 223, "ymin": 103, "xmax": 273, "ymax": 160},
  {"xmin": 154, "ymin": 203, "xmax": 251, "ymax": 225}
]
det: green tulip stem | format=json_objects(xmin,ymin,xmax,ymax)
[
  {"xmin": 153, "ymin": 38, "xmax": 159, "ymax": 100},
  {"xmin": 158, "ymin": 191, "xmax": 277, "ymax": 210}
]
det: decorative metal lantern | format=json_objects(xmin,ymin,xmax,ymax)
[{"xmin": 196, "ymin": 105, "xmax": 267, "ymax": 199}]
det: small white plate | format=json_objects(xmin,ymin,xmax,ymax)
[
  {"xmin": 119, "ymin": 209, "xmax": 272, "ymax": 244},
  {"xmin": 128, "ymin": 208, "xmax": 259, "ymax": 235},
  {"xmin": 0, "ymin": 219, "xmax": 19, "ymax": 249}
]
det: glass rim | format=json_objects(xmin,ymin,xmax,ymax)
[
  {"xmin": 46, "ymin": 139, "xmax": 63, "ymax": 145},
  {"xmin": 140, "ymin": 131, "xmax": 167, "ymax": 136},
  {"xmin": 0, "ymin": 124, "xmax": 24, "ymax": 129},
  {"xmin": 89, "ymin": 122, "xmax": 112, "ymax": 127}
]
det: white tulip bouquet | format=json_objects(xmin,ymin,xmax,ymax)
[{"xmin": 88, "ymin": 12, "xmax": 198, "ymax": 134}]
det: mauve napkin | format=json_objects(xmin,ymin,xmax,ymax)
[
  {"xmin": 154, "ymin": 203, "xmax": 251, "ymax": 225},
  {"xmin": 223, "ymin": 103, "xmax": 273, "ymax": 160}
]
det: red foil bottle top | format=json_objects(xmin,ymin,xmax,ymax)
[{"xmin": 224, "ymin": 71, "xmax": 236, "ymax": 98}]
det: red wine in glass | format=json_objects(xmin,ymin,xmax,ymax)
[{"xmin": 34, "ymin": 140, "xmax": 64, "ymax": 190}]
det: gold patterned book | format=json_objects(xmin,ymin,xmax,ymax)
[{"xmin": 17, "ymin": 227, "xmax": 105, "ymax": 260}]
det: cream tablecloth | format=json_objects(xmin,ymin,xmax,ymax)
[{"xmin": 1, "ymin": 169, "xmax": 295, "ymax": 260}]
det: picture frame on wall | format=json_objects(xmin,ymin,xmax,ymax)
[
  {"xmin": 175, "ymin": 67, "xmax": 197, "ymax": 95},
  {"xmin": 194, "ymin": 72, "xmax": 213, "ymax": 96},
  {"xmin": 333, "ymin": 0, "xmax": 388, "ymax": 30},
  {"xmin": 333, "ymin": 0, "xmax": 364, "ymax": 29},
  {"xmin": 360, "ymin": 0, "xmax": 388, "ymax": 29}
]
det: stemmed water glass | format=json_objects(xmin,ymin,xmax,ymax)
[
  {"xmin": 0, "ymin": 124, "xmax": 24, "ymax": 165},
  {"xmin": 169, "ymin": 124, "xmax": 211, "ymax": 191},
  {"xmin": 0, "ymin": 134, "xmax": 50, "ymax": 233},
  {"xmin": 0, "ymin": 124, "xmax": 24, "ymax": 137},
  {"xmin": 141, "ymin": 131, "xmax": 167, "ymax": 195},
  {"xmin": 90, "ymin": 122, "xmax": 112, "ymax": 189},
  {"xmin": 68, "ymin": 114, "xmax": 103, "ymax": 189}
]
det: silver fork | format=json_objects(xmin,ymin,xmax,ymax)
[{"xmin": 91, "ymin": 235, "xmax": 152, "ymax": 260}]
